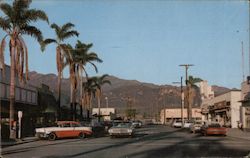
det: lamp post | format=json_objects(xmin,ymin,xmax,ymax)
[
  {"xmin": 179, "ymin": 64, "xmax": 194, "ymax": 120},
  {"xmin": 105, "ymin": 97, "xmax": 108, "ymax": 108},
  {"xmin": 173, "ymin": 77, "xmax": 184, "ymax": 127}
]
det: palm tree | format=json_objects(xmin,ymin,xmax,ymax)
[
  {"xmin": 186, "ymin": 76, "xmax": 202, "ymax": 120},
  {"xmin": 91, "ymin": 74, "xmax": 111, "ymax": 122},
  {"xmin": 74, "ymin": 40, "xmax": 102, "ymax": 120},
  {"xmin": 41, "ymin": 23, "xmax": 79, "ymax": 120},
  {"xmin": 82, "ymin": 77, "xmax": 97, "ymax": 120},
  {"xmin": 0, "ymin": 0, "xmax": 48, "ymax": 139},
  {"xmin": 64, "ymin": 41, "xmax": 102, "ymax": 121}
]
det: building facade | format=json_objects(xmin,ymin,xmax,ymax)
[
  {"xmin": 160, "ymin": 108, "xmax": 202, "ymax": 124},
  {"xmin": 92, "ymin": 108, "xmax": 116, "ymax": 121},
  {"xmin": 240, "ymin": 78, "xmax": 250, "ymax": 129},
  {"xmin": 201, "ymin": 90, "xmax": 241, "ymax": 128},
  {"xmin": 1, "ymin": 65, "xmax": 38, "ymax": 138}
]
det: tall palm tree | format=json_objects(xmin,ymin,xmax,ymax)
[
  {"xmin": 0, "ymin": 0, "xmax": 48, "ymax": 139},
  {"xmin": 41, "ymin": 23, "xmax": 79, "ymax": 120},
  {"xmin": 64, "ymin": 41, "xmax": 102, "ymax": 121},
  {"xmin": 82, "ymin": 77, "xmax": 97, "ymax": 120},
  {"xmin": 74, "ymin": 40, "xmax": 102, "ymax": 120},
  {"xmin": 91, "ymin": 74, "xmax": 111, "ymax": 122},
  {"xmin": 186, "ymin": 76, "xmax": 202, "ymax": 119}
]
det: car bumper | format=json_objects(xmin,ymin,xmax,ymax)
[
  {"xmin": 109, "ymin": 132, "xmax": 133, "ymax": 136},
  {"xmin": 36, "ymin": 132, "xmax": 49, "ymax": 138}
]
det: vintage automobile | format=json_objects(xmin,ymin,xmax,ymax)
[
  {"xmin": 183, "ymin": 120, "xmax": 194, "ymax": 128},
  {"xmin": 131, "ymin": 120, "xmax": 143, "ymax": 128},
  {"xmin": 190, "ymin": 120, "xmax": 205, "ymax": 133},
  {"xmin": 108, "ymin": 122, "xmax": 135, "ymax": 138},
  {"xmin": 201, "ymin": 122, "xmax": 227, "ymax": 136},
  {"xmin": 35, "ymin": 121, "xmax": 93, "ymax": 140},
  {"xmin": 172, "ymin": 120, "xmax": 182, "ymax": 128}
]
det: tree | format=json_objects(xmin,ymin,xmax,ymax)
[
  {"xmin": 73, "ymin": 40, "xmax": 102, "ymax": 120},
  {"xmin": 0, "ymin": 0, "xmax": 48, "ymax": 139},
  {"xmin": 82, "ymin": 77, "xmax": 97, "ymax": 120},
  {"xmin": 64, "ymin": 41, "xmax": 102, "ymax": 121},
  {"xmin": 186, "ymin": 76, "xmax": 202, "ymax": 119},
  {"xmin": 91, "ymin": 74, "xmax": 111, "ymax": 122},
  {"xmin": 41, "ymin": 22, "xmax": 79, "ymax": 120}
]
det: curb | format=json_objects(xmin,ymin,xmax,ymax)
[{"xmin": 1, "ymin": 137, "xmax": 39, "ymax": 148}]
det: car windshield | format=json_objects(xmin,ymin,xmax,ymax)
[{"xmin": 115, "ymin": 123, "xmax": 131, "ymax": 128}]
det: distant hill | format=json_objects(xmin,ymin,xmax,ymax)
[{"xmin": 27, "ymin": 71, "xmax": 231, "ymax": 118}]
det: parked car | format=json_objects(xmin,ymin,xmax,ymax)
[
  {"xmin": 108, "ymin": 122, "xmax": 135, "ymax": 138},
  {"xmin": 201, "ymin": 122, "xmax": 227, "ymax": 136},
  {"xmin": 35, "ymin": 121, "xmax": 93, "ymax": 140},
  {"xmin": 183, "ymin": 120, "xmax": 194, "ymax": 128},
  {"xmin": 190, "ymin": 120, "xmax": 205, "ymax": 133},
  {"xmin": 172, "ymin": 120, "xmax": 182, "ymax": 128},
  {"xmin": 131, "ymin": 120, "xmax": 143, "ymax": 128}
]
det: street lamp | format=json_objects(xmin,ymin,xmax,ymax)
[
  {"xmin": 173, "ymin": 77, "xmax": 184, "ymax": 127},
  {"xmin": 179, "ymin": 64, "xmax": 194, "ymax": 120},
  {"xmin": 105, "ymin": 97, "xmax": 108, "ymax": 108}
]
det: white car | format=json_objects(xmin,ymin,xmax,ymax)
[
  {"xmin": 35, "ymin": 121, "xmax": 93, "ymax": 140},
  {"xmin": 172, "ymin": 120, "xmax": 182, "ymax": 128},
  {"xmin": 108, "ymin": 122, "xmax": 135, "ymax": 138},
  {"xmin": 183, "ymin": 120, "xmax": 194, "ymax": 128},
  {"xmin": 189, "ymin": 120, "xmax": 205, "ymax": 133}
]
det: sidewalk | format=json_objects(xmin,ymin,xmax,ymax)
[
  {"xmin": 1, "ymin": 137, "xmax": 38, "ymax": 147},
  {"xmin": 227, "ymin": 128, "xmax": 250, "ymax": 141}
]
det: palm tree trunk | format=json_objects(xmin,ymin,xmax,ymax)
[
  {"xmin": 70, "ymin": 79, "xmax": 74, "ymax": 121},
  {"xmin": 9, "ymin": 39, "xmax": 16, "ymax": 139},
  {"xmin": 57, "ymin": 71, "xmax": 61, "ymax": 121}
]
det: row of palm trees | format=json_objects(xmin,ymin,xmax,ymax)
[{"xmin": 0, "ymin": 0, "xmax": 110, "ymax": 139}]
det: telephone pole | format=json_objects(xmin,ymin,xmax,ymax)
[
  {"xmin": 179, "ymin": 64, "xmax": 194, "ymax": 120},
  {"xmin": 173, "ymin": 76, "xmax": 184, "ymax": 127}
]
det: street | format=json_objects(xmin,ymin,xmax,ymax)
[{"xmin": 1, "ymin": 125, "xmax": 250, "ymax": 158}]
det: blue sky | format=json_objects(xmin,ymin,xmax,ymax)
[{"xmin": 0, "ymin": 0, "xmax": 249, "ymax": 88}]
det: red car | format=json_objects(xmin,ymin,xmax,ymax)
[
  {"xmin": 35, "ymin": 121, "xmax": 93, "ymax": 140},
  {"xmin": 201, "ymin": 123, "xmax": 227, "ymax": 136}
]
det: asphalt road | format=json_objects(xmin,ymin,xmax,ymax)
[{"xmin": 1, "ymin": 125, "xmax": 250, "ymax": 158}]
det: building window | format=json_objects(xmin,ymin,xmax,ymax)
[
  {"xmin": 21, "ymin": 89, "xmax": 26, "ymax": 102},
  {"xmin": 226, "ymin": 102, "xmax": 231, "ymax": 106},
  {"xmin": 15, "ymin": 88, "xmax": 20, "ymax": 101}
]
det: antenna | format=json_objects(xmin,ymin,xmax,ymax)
[{"xmin": 242, "ymin": 41, "xmax": 245, "ymax": 81}]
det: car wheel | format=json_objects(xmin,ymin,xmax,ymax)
[
  {"xmin": 48, "ymin": 133, "xmax": 57, "ymax": 141},
  {"xmin": 79, "ymin": 132, "xmax": 86, "ymax": 139}
]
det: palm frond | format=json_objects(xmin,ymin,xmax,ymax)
[
  {"xmin": 61, "ymin": 30, "xmax": 79, "ymax": 40},
  {"xmin": 0, "ymin": 17, "xmax": 11, "ymax": 31},
  {"xmin": 24, "ymin": 9, "xmax": 49, "ymax": 24},
  {"xmin": 61, "ymin": 22, "xmax": 75, "ymax": 32},
  {"xmin": 51, "ymin": 23, "xmax": 61, "ymax": 38},
  {"xmin": 40, "ymin": 38, "xmax": 57, "ymax": 51},
  {"xmin": 20, "ymin": 25, "xmax": 43, "ymax": 42},
  {"xmin": 0, "ymin": 3, "xmax": 13, "ymax": 20}
]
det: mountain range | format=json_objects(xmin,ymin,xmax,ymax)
[{"xmin": 27, "ymin": 71, "xmax": 231, "ymax": 118}]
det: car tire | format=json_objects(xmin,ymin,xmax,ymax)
[
  {"xmin": 79, "ymin": 132, "xmax": 86, "ymax": 139},
  {"xmin": 48, "ymin": 133, "xmax": 57, "ymax": 141}
]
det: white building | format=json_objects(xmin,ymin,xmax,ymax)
[
  {"xmin": 201, "ymin": 90, "xmax": 241, "ymax": 128},
  {"xmin": 92, "ymin": 108, "xmax": 116, "ymax": 121},
  {"xmin": 160, "ymin": 108, "xmax": 202, "ymax": 124},
  {"xmin": 240, "ymin": 78, "xmax": 250, "ymax": 129},
  {"xmin": 196, "ymin": 80, "xmax": 214, "ymax": 100}
]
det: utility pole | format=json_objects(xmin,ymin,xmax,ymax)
[
  {"xmin": 179, "ymin": 64, "xmax": 194, "ymax": 120},
  {"xmin": 173, "ymin": 77, "xmax": 184, "ymax": 127}
]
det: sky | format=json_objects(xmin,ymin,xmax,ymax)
[{"xmin": 0, "ymin": 0, "xmax": 249, "ymax": 88}]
